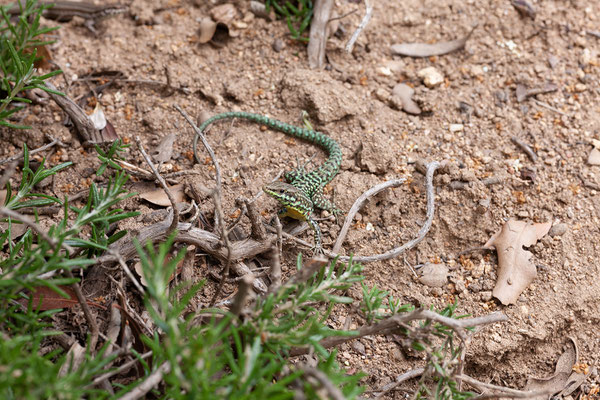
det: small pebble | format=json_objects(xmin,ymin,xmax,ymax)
[
  {"xmin": 588, "ymin": 148, "xmax": 600, "ymax": 165},
  {"xmin": 377, "ymin": 66, "xmax": 392, "ymax": 76},
  {"xmin": 272, "ymin": 38, "xmax": 285, "ymax": 52},
  {"xmin": 449, "ymin": 123, "xmax": 464, "ymax": 132},
  {"xmin": 417, "ymin": 66, "xmax": 444, "ymax": 88},
  {"xmin": 476, "ymin": 198, "xmax": 491, "ymax": 214},
  {"xmin": 375, "ymin": 88, "xmax": 390, "ymax": 102},
  {"xmin": 418, "ymin": 263, "xmax": 449, "ymax": 287},
  {"xmin": 549, "ymin": 223, "xmax": 568, "ymax": 237},
  {"xmin": 480, "ymin": 291, "xmax": 493, "ymax": 302},
  {"xmin": 351, "ymin": 341, "xmax": 366, "ymax": 355},
  {"xmin": 580, "ymin": 48, "xmax": 593, "ymax": 65}
]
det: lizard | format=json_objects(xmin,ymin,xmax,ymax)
[
  {"xmin": 193, "ymin": 112, "xmax": 343, "ymax": 254},
  {"xmin": 7, "ymin": 1, "xmax": 128, "ymax": 34}
]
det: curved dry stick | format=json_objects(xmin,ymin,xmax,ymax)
[
  {"xmin": 135, "ymin": 136, "xmax": 179, "ymax": 235},
  {"xmin": 0, "ymin": 135, "xmax": 61, "ymax": 166},
  {"xmin": 332, "ymin": 179, "xmax": 405, "ymax": 254},
  {"xmin": 0, "ymin": 206, "xmax": 57, "ymax": 247},
  {"xmin": 457, "ymin": 375, "xmax": 553, "ymax": 399},
  {"xmin": 345, "ymin": 0, "xmax": 373, "ymax": 53},
  {"xmin": 290, "ymin": 310, "xmax": 507, "ymax": 356},
  {"xmin": 174, "ymin": 104, "xmax": 222, "ymax": 191},
  {"xmin": 373, "ymin": 368, "xmax": 425, "ymax": 399},
  {"xmin": 116, "ymin": 361, "xmax": 171, "ymax": 400},
  {"xmin": 174, "ymin": 105, "xmax": 234, "ymax": 304},
  {"xmin": 331, "ymin": 161, "xmax": 440, "ymax": 263}
]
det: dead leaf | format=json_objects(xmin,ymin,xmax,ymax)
[
  {"xmin": 484, "ymin": 219, "xmax": 551, "ymax": 305},
  {"xmin": 100, "ymin": 120, "xmax": 119, "ymax": 142},
  {"xmin": 17, "ymin": 286, "xmax": 106, "ymax": 311},
  {"xmin": 89, "ymin": 102, "xmax": 107, "ymax": 131},
  {"xmin": 58, "ymin": 342, "xmax": 86, "ymax": 377},
  {"xmin": 524, "ymin": 338, "xmax": 588, "ymax": 399},
  {"xmin": 139, "ymin": 184, "xmax": 185, "ymax": 207},
  {"xmin": 151, "ymin": 134, "xmax": 176, "ymax": 163},
  {"xmin": 390, "ymin": 25, "xmax": 476, "ymax": 57},
  {"xmin": 0, "ymin": 221, "xmax": 28, "ymax": 240},
  {"xmin": 133, "ymin": 252, "xmax": 185, "ymax": 287},
  {"xmin": 29, "ymin": 43, "xmax": 53, "ymax": 70},
  {"xmin": 134, "ymin": 261, "xmax": 149, "ymax": 287},
  {"xmin": 516, "ymin": 83, "xmax": 558, "ymax": 102},
  {"xmin": 391, "ymin": 83, "xmax": 421, "ymax": 115}
]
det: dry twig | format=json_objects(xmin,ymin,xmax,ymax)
[
  {"xmin": 307, "ymin": 0, "xmax": 334, "ymax": 69},
  {"xmin": 373, "ymin": 368, "xmax": 425, "ymax": 399},
  {"xmin": 301, "ymin": 366, "xmax": 346, "ymax": 400},
  {"xmin": 229, "ymin": 275, "xmax": 254, "ymax": 317},
  {"xmin": 511, "ymin": 136, "xmax": 537, "ymax": 161},
  {"xmin": 174, "ymin": 104, "xmax": 235, "ymax": 305},
  {"xmin": 331, "ymin": 161, "xmax": 440, "ymax": 263},
  {"xmin": 332, "ymin": 178, "xmax": 406, "ymax": 254},
  {"xmin": 290, "ymin": 310, "xmax": 507, "ymax": 356},
  {"xmin": 45, "ymin": 82, "xmax": 101, "ymax": 143},
  {"xmin": 458, "ymin": 374, "xmax": 552, "ymax": 399},
  {"xmin": 116, "ymin": 361, "xmax": 171, "ymax": 400},
  {"xmin": 136, "ymin": 136, "xmax": 179, "ymax": 235},
  {"xmin": 0, "ymin": 135, "xmax": 62, "ymax": 166},
  {"xmin": 345, "ymin": 0, "xmax": 373, "ymax": 53}
]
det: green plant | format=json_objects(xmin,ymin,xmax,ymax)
[
  {"xmin": 0, "ymin": 144, "xmax": 138, "ymax": 399},
  {"xmin": 0, "ymin": 0, "xmax": 62, "ymax": 129},
  {"xmin": 361, "ymin": 282, "xmax": 413, "ymax": 324},
  {"xmin": 128, "ymin": 249, "xmax": 366, "ymax": 398},
  {"xmin": 265, "ymin": 0, "xmax": 314, "ymax": 41},
  {"xmin": 414, "ymin": 303, "xmax": 476, "ymax": 400}
]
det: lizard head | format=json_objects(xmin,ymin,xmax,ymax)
[{"xmin": 263, "ymin": 181, "xmax": 313, "ymax": 220}]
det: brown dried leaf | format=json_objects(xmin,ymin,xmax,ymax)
[
  {"xmin": 151, "ymin": 134, "xmax": 177, "ymax": 163},
  {"xmin": 392, "ymin": 83, "xmax": 421, "ymax": 115},
  {"xmin": 516, "ymin": 83, "xmax": 558, "ymax": 102},
  {"xmin": 100, "ymin": 121, "xmax": 119, "ymax": 142},
  {"xmin": 0, "ymin": 221, "xmax": 28, "ymax": 240},
  {"xmin": 139, "ymin": 184, "xmax": 185, "ymax": 207},
  {"xmin": 524, "ymin": 338, "xmax": 586, "ymax": 399},
  {"xmin": 17, "ymin": 286, "xmax": 106, "ymax": 311},
  {"xmin": 390, "ymin": 25, "xmax": 476, "ymax": 57},
  {"xmin": 58, "ymin": 342, "xmax": 86, "ymax": 377},
  {"xmin": 133, "ymin": 252, "xmax": 185, "ymax": 288},
  {"xmin": 484, "ymin": 219, "xmax": 551, "ymax": 305}
]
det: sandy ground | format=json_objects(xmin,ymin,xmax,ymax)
[{"xmin": 1, "ymin": 0, "xmax": 599, "ymax": 397}]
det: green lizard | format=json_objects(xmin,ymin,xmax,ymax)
[{"xmin": 193, "ymin": 111, "xmax": 342, "ymax": 253}]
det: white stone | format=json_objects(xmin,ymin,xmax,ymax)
[
  {"xmin": 449, "ymin": 124, "xmax": 464, "ymax": 132},
  {"xmin": 417, "ymin": 67, "xmax": 444, "ymax": 88}
]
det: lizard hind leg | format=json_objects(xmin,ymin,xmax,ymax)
[{"xmin": 311, "ymin": 191, "xmax": 342, "ymax": 219}]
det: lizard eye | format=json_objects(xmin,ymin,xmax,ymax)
[{"xmin": 279, "ymin": 189, "xmax": 285, "ymax": 194}]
